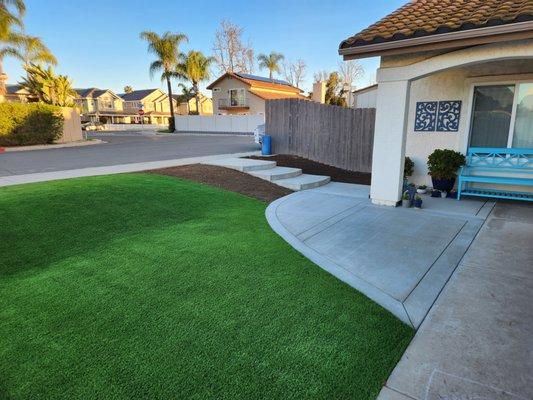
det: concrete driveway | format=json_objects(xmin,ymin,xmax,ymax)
[{"xmin": 0, "ymin": 133, "xmax": 258, "ymax": 177}]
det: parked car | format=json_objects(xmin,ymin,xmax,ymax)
[
  {"xmin": 254, "ymin": 124, "xmax": 265, "ymax": 145},
  {"xmin": 82, "ymin": 121, "xmax": 105, "ymax": 131}
]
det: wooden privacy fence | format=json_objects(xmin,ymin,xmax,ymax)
[{"xmin": 265, "ymin": 99, "xmax": 375, "ymax": 173}]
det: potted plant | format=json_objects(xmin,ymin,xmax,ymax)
[
  {"xmin": 403, "ymin": 156, "xmax": 414, "ymax": 190},
  {"xmin": 417, "ymin": 184, "xmax": 427, "ymax": 194},
  {"xmin": 414, "ymin": 195, "xmax": 423, "ymax": 209},
  {"xmin": 402, "ymin": 191, "xmax": 410, "ymax": 208},
  {"xmin": 427, "ymin": 149, "xmax": 465, "ymax": 192}
]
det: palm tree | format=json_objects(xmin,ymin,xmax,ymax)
[
  {"xmin": 21, "ymin": 35, "xmax": 56, "ymax": 68},
  {"xmin": 21, "ymin": 63, "xmax": 76, "ymax": 106},
  {"xmin": 0, "ymin": 0, "xmax": 26, "ymax": 95},
  {"xmin": 140, "ymin": 30, "xmax": 188, "ymax": 131},
  {"xmin": 123, "ymin": 85, "xmax": 133, "ymax": 93},
  {"xmin": 257, "ymin": 52, "xmax": 284, "ymax": 79},
  {"xmin": 176, "ymin": 50, "xmax": 214, "ymax": 114}
]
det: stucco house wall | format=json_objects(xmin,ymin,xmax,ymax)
[
  {"xmin": 211, "ymin": 77, "xmax": 264, "ymax": 115},
  {"xmin": 378, "ymin": 40, "xmax": 533, "ymax": 188}
]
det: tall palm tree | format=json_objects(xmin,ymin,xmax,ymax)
[
  {"xmin": 140, "ymin": 30, "xmax": 188, "ymax": 131},
  {"xmin": 0, "ymin": 0, "xmax": 26, "ymax": 95},
  {"xmin": 176, "ymin": 50, "xmax": 214, "ymax": 114},
  {"xmin": 257, "ymin": 52, "xmax": 284, "ymax": 79},
  {"xmin": 21, "ymin": 35, "xmax": 56, "ymax": 68}
]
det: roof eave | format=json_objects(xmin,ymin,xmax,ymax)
[{"xmin": 339, "ymin": 21, "xmax": 533, "ymax": 59}]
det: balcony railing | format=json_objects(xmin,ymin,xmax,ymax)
[{"xmin": 218, "ymin": 98, "xmax": 249, "ymax": 108}]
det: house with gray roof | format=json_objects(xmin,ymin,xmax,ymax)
[
  {"xmin": 74, "ymin": 88, "xmax": 141, "ymax": 124},
  {"xmin": 119, "ymin": 88, "xmax": 177, "ymax": 125}
]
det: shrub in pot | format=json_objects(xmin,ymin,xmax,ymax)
[
  {"xmin": 427, "ymin": 149, "xmax": 465, "ymax": 192},
  {"xmin": 414, "ymin": 195, "xmax": 423, "ymax": 209},
  {"xmin": 401, "ymin": 191, "xmax": 410, "ymax": 208},
  {"xmin": 403, "ymin": 156, "xmax": 414, "ymax": 190},
  {"xmin": 404, "ymin": 156, "xmax": 414, "ymax": 179}
]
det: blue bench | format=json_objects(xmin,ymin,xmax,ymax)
[{"xmin": 457, "ymin": 147, "xmax": 533, "ymax": 202}]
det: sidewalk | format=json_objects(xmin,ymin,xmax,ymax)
[
  {"xmin": 0, "ymin": 151, "xmax": 258, "ymax": 187},
  {"xmin": 379, "ymin": 201, "xmax": 533, "ymax": 400}
]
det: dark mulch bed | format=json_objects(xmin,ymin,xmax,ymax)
[
  {"xmin": 247, "ymin": 155, "xmax": 371, "ymax": 185},
  {"xmin": 149, "ymin": 164, "xmax": 293, "ymax": 203}
]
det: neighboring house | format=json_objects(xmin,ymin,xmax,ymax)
[
  {"xmin": 339, "ymin": 0, "xmax": 533, "ymax": 206},
  {"xmin": 174, "ymin": 93, "xmax": 213, "ymax": 115},
  {"xmin": 75, "ymin": 88, "xmax": 139, "ymax": 124},
  {"xmin": 351, "ymin": 84, "xmax": 377, "ymax": 108},
  {"xmin": 207, "ymin": 72, "xmax": 307, "ymax": 115},
  {"xmin": 5, "ymin": 84, "xmax": 34, "ymax": 103},
  {"xmin": 120, "ymin": 89, "xmax": 178, "ymax": 125}
]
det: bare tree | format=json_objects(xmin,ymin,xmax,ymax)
[
  {"xmin": 313, "ymin": 70, "xmax": 329, "ymax": 83},
  {"xmin": 338, "ymin": 60, "xmax": 364, "ymax": 86},
  {"xmin": 212, "ymin": 20, "xmax": 254, "ymax": 74},
  {"xmin": 283, "ymin": 59, "xmax": 306, "ymax": 88}
]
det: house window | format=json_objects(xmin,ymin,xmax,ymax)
[
  {"xmin": 229, "ymin": 89, "xmax": 245, "ymax": 107},
  {"xmin": 469, "ymin": 83, "xmax": 533, "ymax": 148}
]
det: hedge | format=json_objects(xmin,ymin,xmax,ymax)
[{"xmin": 0, "ymin": 102, "xmax": 64, "ymax": 146}]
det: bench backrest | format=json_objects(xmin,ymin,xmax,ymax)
[{"xmin": 466, "ymin": 147, "xmax": 533, "ymax": 171}]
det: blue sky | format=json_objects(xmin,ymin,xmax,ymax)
[{"xmin": 6, "ymin": 0, "xmax": 405, "ymax": 94}]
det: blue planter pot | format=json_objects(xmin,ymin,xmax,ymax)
[{"xmin": 431, "ymin": 177, "xmax": 455, "ymax": 192}]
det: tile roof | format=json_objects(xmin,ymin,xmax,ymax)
[
  {"xmin": 340, "ymin": 0, "xmax": 533, "ymax": 49},
  {"xmin": 6, "ymin": 84, "xmax": 23, "ymax": 94},
  {"xmin": 249, "ymin": 89, "xmax": 308, "ymax": 100},
  {"xmin": 74, "ymin": 88, "xmax": 109, "ymax": 98},
  {"xmin": 207, "ymin": 72, "xmax": 302, "ymax": 93},
  {"xmin": 120, "ymin": 89, "xmax": 161, "ymax": 101}
]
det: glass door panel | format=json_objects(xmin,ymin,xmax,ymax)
[
  {"xmin": 469, "ymin": 85, "xmax": 515, "ymax": 148},
  {"xmin": 512, "ymin": 83, "xmax": 533, "ymax": 148}
]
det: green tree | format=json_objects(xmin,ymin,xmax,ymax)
[
  {"xmin": 325, "ymin": 72, "xmax": 347, "ymax": 107},
  {"xmin": 176, "ymin": 50, "xmax": 214, "ymax": 114},
  {"xmin": 140, "ymin": 30, "xmax": 188, "ymax": 131},
  {"xmin": 21, "ymin": 35, "xmax": 56, "ymax": 67},
  {"xmin": 20, "ymin": 63, "xmax": 76, "ymax": 107},
  {"xmin": 0, "ymin": 1, "xmax": 56, "ymax": 96},
  {"xmin": 123, "ymin": 85, "xmax": 133, "ymax": 93},
  {"xmin": 257, "ymin": 52, "xmax": 284, "ymax": 79},
  {"xmin": 0, "ymin": 0, "xmax": 26, "ymax": 95}
]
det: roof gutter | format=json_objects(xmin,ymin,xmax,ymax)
[{"xmin": 339, "ymin": 21, "xmax": 533, "ymax": 59}]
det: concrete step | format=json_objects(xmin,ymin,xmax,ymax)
[
  {"xmin": 275, "ymin": 174, "xmax": 331, "ymax": 191},
  {"xmin": 203, "ymin": 157, "xmax": 276, "ymax": 172},
  {"xmin": 249, "ymin": 166, "xmax": 302, "ymax": 182}
]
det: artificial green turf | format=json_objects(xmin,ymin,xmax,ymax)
[{"xmin": 0, "ymin": 174, "xmax": 413, "ymax": 399}]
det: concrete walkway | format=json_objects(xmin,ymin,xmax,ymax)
[
  {"xmin": 266, "ymin": 183, "xmax": 494, "ymax": 327},
  {"xmin": 203, "ymin": 157, "xmax": 331, "ymax": 190},
  {"xmin": 379, "ymin": 201, "xmax": 533, "ymax": 400},
  {"xmin": 0, "ymin": 151, "xmax": 258, "ymax": 187}
]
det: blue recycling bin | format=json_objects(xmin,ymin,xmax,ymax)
[{"xmin": 261, "ymin": 135, "xmax": 272, "ymax": 155}]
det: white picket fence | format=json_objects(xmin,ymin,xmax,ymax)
[{"xmin": 174, "ymin": 114, "xmax": 265, "ymax": 134}]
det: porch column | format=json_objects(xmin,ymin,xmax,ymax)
[{"xmin": 370, "ymin": 79, "xmax": 410, "ymax": 206}]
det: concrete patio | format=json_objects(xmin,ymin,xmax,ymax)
[
  {"xmin": 379, "ymin": 201, "xmax": 533, "ymax": 400},
  {"xmin": 266, "ymin": 182, "xmax": 495, "ymax": 328}
]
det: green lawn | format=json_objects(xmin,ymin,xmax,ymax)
[{"xmin": 0, "ymin": 174, "xmax": 413, "ymax": 399}]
